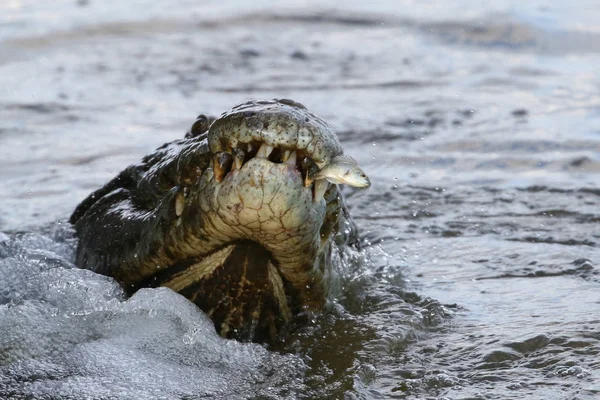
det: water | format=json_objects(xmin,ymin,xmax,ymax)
[{"xmin": 1, "ymin": 1, "xmax": 599, "ymax": 398}]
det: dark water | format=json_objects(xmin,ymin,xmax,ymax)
[{"xmin": 1, "ymin": 1, "xmax": 599, "ymax": 399}]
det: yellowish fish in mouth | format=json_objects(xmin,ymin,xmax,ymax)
[{"xmin": 315, "ymin": 155, "xmax": 371, "ymax": 188}]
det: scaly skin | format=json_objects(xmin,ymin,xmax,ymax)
[{"xmin": 70, "ymin": 99, "xmax": 361, "ymax": 342}]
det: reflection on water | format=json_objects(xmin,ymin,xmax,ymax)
[{"xmin": 0, "ymin": 1, "xmax": 599, "ymax": 399}]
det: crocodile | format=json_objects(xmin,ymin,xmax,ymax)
[{"xmin": 70, "ymin": 99, "xmax": 369, "ymax": 342}]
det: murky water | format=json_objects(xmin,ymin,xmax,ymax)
[{"xmin": 1, "ymin": 1, "xmax": 599, "ymax": 399}]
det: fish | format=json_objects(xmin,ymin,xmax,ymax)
[{"xmin": 315, "ymin": 155, "xmax": 371, "ymax": 188}]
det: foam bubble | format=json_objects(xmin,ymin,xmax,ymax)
[{"xmin": 0, "ymin": 230, "xmax": 306, "ymax": 399}]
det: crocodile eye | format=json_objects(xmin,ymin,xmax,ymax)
[{"xmin": 189, "ymin": 115, "xmax": 210, "ymax": 138}]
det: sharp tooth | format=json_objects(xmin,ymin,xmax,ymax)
[
  {"xmin": 234, "ymin": 155, "xmax": 243, "ymax": 170},
  {"xmin": 232, "ymin": 148, "xmax": 245, "ymax": 170},
  {"xmin": 256, "ymin": 143, "xmax": 274, "ymax": 159},
  {"xmin": 301, "ymin": 156, "xmax": 319, "ymax": 187},
  {"xmin": 175, "ymin": 191, "xmax": 185, "ymax": 217},
  {"xmin": 213, "ymin": 158, "xmax": 223, "ymax": 182},
  {"xmin": 213, "ymin": 152, "xmax": 232, "ymax": 182},
  {"xmin": 304, "ymin": 175, "xmax": 314, "ymax": 187},
  {"xmin": 313, "ymin": 179, "xmax": 329, "ymax": 203},
  {"xmin": 283, "ymin": 150, "xmax": 297, "ymax": 165}
]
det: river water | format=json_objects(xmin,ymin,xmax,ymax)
[{"xmin": 1, "ymin": 1, "xmax": 599, "ymax": 399}]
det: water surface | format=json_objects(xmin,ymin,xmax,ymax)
[{"xmin": 1, "ymin": 1, "xmax": 599, "ymax": 399}]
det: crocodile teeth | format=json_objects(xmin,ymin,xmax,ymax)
[
  {"xmin": 232, "ymin": 148, "xmax": 245, "ymax": 170},
  {"xmin": 313, "ymin": 179, "xmax": 329, "ymax": 203},
  {"xmin": 175, "ymin": 191, "xmax": 185, "ymax": 217},
  {"xmin": 283, "ymin": 150, "xmax": 297, "ymax": 165},
  {"xmin": 301, "ymin": 156, "xmax": 318, "ymax": 187},
  {"xmin": 256, "ymin": 143, "xmax": 274, "ymax": 159},
  {"xmin": 233, "ymin": 155, "xmax": 243, "ymax": 170},
  {"xmin": 213, "ymin": 152, "xmax": 233, "ymax": 182},
  {"xmin": 304, "ymin": 175, "xmax": 314, "ymax": 187}
]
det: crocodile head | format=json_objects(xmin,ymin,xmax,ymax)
[{"xmin": 70, "ymin": 99, "xmax": 364, "ymax": 342}]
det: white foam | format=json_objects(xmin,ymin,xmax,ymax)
[{"xmin": 0, "ymin": 229, "xmax": 306, "ymax": 399}]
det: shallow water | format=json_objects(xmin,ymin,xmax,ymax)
[{"xmin": 1, "ymin": 1, "xmax": 599, "ymax": 399}]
